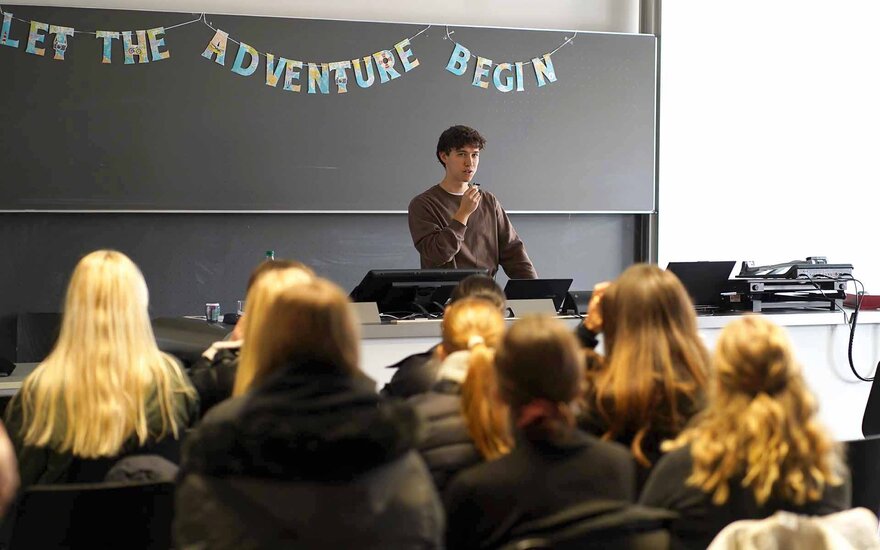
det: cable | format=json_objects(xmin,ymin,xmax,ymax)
[{"xmin": 796, "ymin": 273, "xmax": 873, "ymax": 382}]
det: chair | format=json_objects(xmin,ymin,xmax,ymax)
[
  {"xmin": 847, "ymin": 437, "xmax": 880, "ymax": 517},
  {"xmin": 8, "ymin": 480, "xmax": 175, "ymax": 549},
  {"xmin": 495, "ymin": 500, "xmax": 676, "ymax": 550},
  {"xmin": 15, "ymin": 312, "xmax": 61, "ymax": 363}
]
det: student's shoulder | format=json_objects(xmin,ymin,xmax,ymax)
[
  {"xmin": 449, "ymin": 448, "xmax": 521, "ymax": 493},
  {"xmin": 409, "ymin": 184, "xmax": 443, "ymax": 206}
]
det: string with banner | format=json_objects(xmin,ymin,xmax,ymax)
[
  {"xmin": 0, "ymin": 4, "xmax": 201, "ymax": 63},
  {"xmin": 0, "ymin": 6, "xmax": 575, "ymax": 93},
  {"xmin": 201, "ymin": 14, "xmax": 430, "ymax": 95},
  {"xmin": 443, "ymin": 26, "xmax": 576, "ymax": 92}
]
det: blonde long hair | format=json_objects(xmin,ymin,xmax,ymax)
[
  {"xmin": 440, "ymin": 298, "xmax": 511, "ymax": 460},
  {"xmin": 236, "ymin": 279, "xmax": 360, "ymax": 391},
  {"xmin": 592, "ymin": 263, "xmax": 709, "ymax": 466},
  {"xmin": 20, "ymin": 250, "xmax": 193, "ymax": 458},
  {"xmin": 665, "ymin": 315, "xmax": 842, "ymax": 506},
  {"xmin": 233, "ymin": 265, "xmax": 316, "ymax": 395}
]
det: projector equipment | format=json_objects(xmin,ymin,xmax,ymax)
[{"xmin": 735, "ymin": 259, "xmax": 853, "ymax": 313}]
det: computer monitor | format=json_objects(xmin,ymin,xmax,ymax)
[
  {"xmin": 504, "ymin": 278, "xmax": 573, "ymax": 313},
  {"xmin": 350, "ymin": 269, "xmax": 488, "ymax": 316}
]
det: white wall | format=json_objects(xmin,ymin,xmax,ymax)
[
  {"xmin": 8, "ymin": 0, "xmax": 639, "ymax": 32},
  {"xmin": 660, "ymin": 0, "xmax": 880, "ymax": 292}
]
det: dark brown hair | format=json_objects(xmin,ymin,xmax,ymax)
[
  {"xmin": 450, "ymin": 274, "xmax": 505, "ymax": 310},
  {"xmin": 436, "ymin": 125, "xmax": 487, "ymax": 166},
  {"xmin": 495, "ymin": 315, "xmax": 583, "ymax": 440}
]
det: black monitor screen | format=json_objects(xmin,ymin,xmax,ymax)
[
  {"xmin": 350, "ymin": 269, "xmax": 488, "ymax": 316},
  {"xmin": 504, "ymin": 278, "xmax": 573, "ymax": 312},
  {"xmin": 665, "ymin": 261, "xmax": 736, "ymax": 308}
]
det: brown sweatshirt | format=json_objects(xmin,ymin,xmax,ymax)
[{"xmin": 407, "ymin": 185, "xmax": 537, "ymax": 279}]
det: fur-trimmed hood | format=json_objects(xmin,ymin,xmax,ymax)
[{"xmin": 181, "ymin": 361, "xmax": 422, "ymax": 482}]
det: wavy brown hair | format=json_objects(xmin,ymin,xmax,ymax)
[
  {"xmin": 440, "ymin": 297, "xmax": 511, "ymax": 460},
  {"xmin": 665, "ymin": 315, "xmax": 843, "ymax": 506},
  {"xmin": 590, "ymin": 263, "xmax": 709, "ymax": 466}
]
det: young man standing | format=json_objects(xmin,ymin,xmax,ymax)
[{"xmin": 408, "ymin": 125, "xmax": 537, "ymax": 279}]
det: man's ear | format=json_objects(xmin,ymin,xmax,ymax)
[
  {"xmin": 435, "ymin": 344, "xmax": 448, "ymax": 360},
  {"xmin": 438, "ymin": 151, "xmax": 449, "ymax": 166}
]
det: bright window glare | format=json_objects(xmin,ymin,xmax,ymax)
[{"xmin": 659, "ymin": 0, "xmax": 880, "ymax": 291}]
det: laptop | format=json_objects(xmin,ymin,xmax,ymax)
[
  {"xmin": 504, "ymin": 278, "xmax": 573, "ymax": 313},
  {"xmin": 665, "ymin": 261, "xmax": 737, "ymax": 311}
]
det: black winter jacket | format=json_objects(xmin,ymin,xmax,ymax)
[
  {"xmin": 187, "ymin": 341, "xmax": 240, "ymax": 415},
  {"xmin": 409, "ymin": 380, "xmax": 482, "ymax": 493},
  {"xmin": 175, "ymin": 362, "xmax": 444, "ymax": 550}
]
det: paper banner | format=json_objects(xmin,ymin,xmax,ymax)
[
  {"xmin": 201, "ymin": 25, "xmax": 424, "ymax": 95},
  {"xmin": 443, "ymin": 27, "xmax": 574, "ymax": 92}
]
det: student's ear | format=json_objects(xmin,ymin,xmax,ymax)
[
  {"xmin": 435, "ymin": 344, "xmax": 448, "ymax": 361},
  {"xmin": 439, "ymin": 151, "xmax": 450, "ymax": 166}
]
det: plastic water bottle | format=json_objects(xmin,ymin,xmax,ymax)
[{"xmin": 265, "ymin": 250, "xmax": 275, "ymax": 261}]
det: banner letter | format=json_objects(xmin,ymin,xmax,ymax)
[
  {"xmin": 515, "ymin": 62, "xmax": 525, "ymax": 92},
  {"xmin": 307, "ymin": 62, "xmax": 330, "ymax": 94},
  {"xmin": 201, "ymin": 29, "xmax": 228, "ymax": 66},
  {"xmin": 373, "ymin": 50, "xmax": 400, "ymax": 84},
  {"xmin": 0, "ymin": 12, "xmax": 19, "ymax": 48},
  {"xmin": 351, "ymin": 56, "xmax": 375, "ymax": 88},
  {"xmin": 445, "ymin": 43, "xmax": 470, "ymax": 76},
  {"xmin": 231, "ymin": 42, "xmax": 259, "ymax": 76},
  {"xmin": 285, "ymin": 60, "xmax": 303, "ymax": 92},
  {"xmin": 147, "ymin": 27, "xmax": 169, "ymax": 61},
  {"xmin": 48, "ymin": 25, "xmax": 73, "ymax": 61},
  {"xmin": 25, "ymin": 21, "xmax": 48, "ymax": 56},
  {"xmin": 122, "ymin": 31, "xmax": 149, "ymax": 64},
  {"xmin": 329, "ymin": 61, "xmax": 352, "ymax": 93},
  {"xmin": 96, "ymin": 31, "xmax": 119, "ymax": 63},
  {"xmin": 472, "ymin": 56, "xmax": 492, "ymax": 89},
  {"xmin": 265, "ymin": 53, "xmax": 286, "ymax": 87},
  {"xmin": 532, "ymin": 54, "xmax": 557, "ymax": 87},
  {"xmin": 394, "ymin": 38, "xmax": 419, "ymax": 72},
  {"xmin": 493, "ymin": 63, "xmax": 514, "ymax": 92}
]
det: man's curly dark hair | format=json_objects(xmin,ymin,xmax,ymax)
[{"xmin": 436, "ymin": 125, "xmax": 486, "ymax": 166}]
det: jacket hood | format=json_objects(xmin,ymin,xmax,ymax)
[{"xmin": 183, "ymin": 361, "xmax": 421, "ymax": 481}]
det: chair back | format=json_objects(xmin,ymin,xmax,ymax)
[
  {"xmin": 8, "ymin": 480, "xmax": 175, "ymax": 549},
  {"xmin": 496, "ymin": 500, "xmax": 676, "ymax": 550}
]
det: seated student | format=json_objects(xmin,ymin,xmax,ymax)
[
  {"xmin": 6, "ymin": 250, "xmax": 198, "ymax": 488},
  {"xmin": 578, "ymin": 263, "xmax": 709, "ymax": 487},
  {"xmin": 640, "ymin": 315, "xmax": 851, "ymax": 550},
  {"xmin": 383, "ymin": 273, "xmax": 506, "ymax": 398},
  {"xmin": 188, "ymin": 259, "xmax": 313, "ymax": 414},
  {"xmin": 409, "ymin": 297, "xmax": 511, "ymax": 492},
  {"xmin": 175, "ymin": 278, "xmax": 443, "ymax": 549},
  {"xmin": 444, "ymin": 315, "xmax": 636, "ymax": 550}
]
